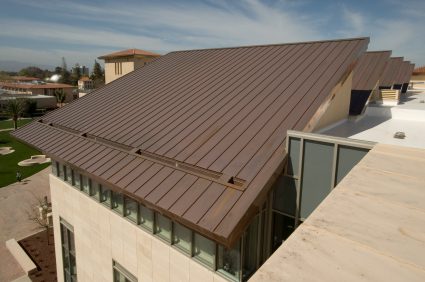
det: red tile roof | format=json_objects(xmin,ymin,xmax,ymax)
[
  {"xmin": 13, "ymin": 37, "xmax": 369, "ymax": 246},
  {"xmin": 78, "ymin": 76, "xmax": 91, "ymax": 82},
  {"xmin": 11, "ymin": 76, "xmax": 40, "ymax": 81},
  {"xmin": 0, "ymin": 82, "xmax": 74, "ymax": 89},
  {"xmin": 98, "ymin": 48, "xmax": 161, "ymax": 59},
  {"xmin": 413, "ymin": 66, "xmax": 425, "ymax": 75}
]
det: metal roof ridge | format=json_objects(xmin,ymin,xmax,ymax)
[
  {"xmin": 366, "ymin": 50, "xmax": 392, "ymax": 54},
  {"xmin": 167, "ymin": 37, "xmax": 370, "ymax": 54}
]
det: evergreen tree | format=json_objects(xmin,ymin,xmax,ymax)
[
  {"xmin": 54, "ymin": 66, "xmax": 62, "ymax": 74},
  {"xmin": 91, "ymin": 60, "xmax": 104, "ymax": 88},
  {"xmin": 70, "ymin": 63, "xmax": 81, "ymax": 86},
  {"xmin": 18, "ymin": 66, "xmax": 47, "ymax": 79},
  {"xmin": 59, "ymin": 57, "xmax": 71, "ymax": 84}
]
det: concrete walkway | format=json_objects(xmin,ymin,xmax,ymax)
[{"xmin": 0, "ymin": 167, "xmax": 50, "ymax": 282}]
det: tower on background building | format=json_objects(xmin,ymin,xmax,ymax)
[{"xmin": 98, "ymin": 48, "xmax": 161, "ymax": 84}]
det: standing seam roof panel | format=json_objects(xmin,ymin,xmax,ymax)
[
  {"xmin": 124, "ymin": 46, "xmax": 288, "ymax": 148},
  {"xmin": 12, "ymin": 38, "xmax": 369, "ymax": 246},
  {"xmin": 158, "ymin": 44, "xmax": 308, "ymax": 159},
  {"xmin": 111, "ymin": 47, "xmax": 263, "ymax": 144},
  {"xmin": 91, "ymin": 49, "xmax": 239, "ymax": 138}
]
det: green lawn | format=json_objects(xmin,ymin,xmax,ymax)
[
  {"xmin": 0, "ymin": 118, "xmax": 33, "ymax": 130},
  {"xmin": 0, "ymin": 130, "xmax": 50, "ymax": 187}
]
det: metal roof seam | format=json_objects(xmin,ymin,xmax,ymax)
[
  {"xmin": 120, "ymin": 46, "xmax": 278, "ymax": 147},
  {"xmin": 160, "ymin": 44, "xmax": 306, "ymax": 159},
  {"xmin": 12, "ymin": 38, "xmax": 370, "ymax": 246},
  {"xmin": 135, "ymin": 46, "xmax": 283, "ymax": 149}
]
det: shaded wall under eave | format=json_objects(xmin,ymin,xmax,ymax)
[
  {"xmin": 349, "ymin": 51, "xmax": 391, "ymax": 115},
  {"xmin": 402, "ymin": 63, "xmax": 415, "ymax": 93},
  {"xmin": 312, "ymin": 72, "xmax": 353, "ymax": 131},
  {"xmin": 350, "ymin": 90, "xmax": 372, "ymax": 115}
]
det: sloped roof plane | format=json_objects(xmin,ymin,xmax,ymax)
[
  {"xmin": 379, "ymin": 57, "xmax": 404, "ymax": 87},
  {"xmin": 13, "ymin": 37, "xmax": 369, "ymax": 246},
  {"xmin": 401, "ymin": 63, "xmax": 415, "ymax": 84},
  {"xmin": 394, "ymin": 61, "xmax": 411, "ymax": 85},
  {"xmin": 352, "ymin": 51, "xmax": 391, "ymax": 91}
]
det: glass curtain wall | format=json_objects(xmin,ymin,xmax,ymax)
[{"xmin": 271, "ymin": 131, "xmax": 372, "ymax": 254}]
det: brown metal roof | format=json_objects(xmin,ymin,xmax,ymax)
[
  {"xmin": 402, "ymin": 63, "xmax": 415, "ymax": 83},
  {"xmin": 379, "ymin": 57, "xmax": 404, "ymax": 87},
  {"xmin": 98, "ymin": 48, "xmax": 161, "ymax": 59},
  {"xmin": 352, "ymin": 51, "xmax": 391, "ymax": 90},
  {"xmin": 13, "ymin": 37, "xmax": 369, "ymax": 246},
  {"xmin": 394, "ymin": 61, "xmax": 412, "ymax": 85}
]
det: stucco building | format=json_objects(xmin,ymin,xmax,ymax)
[
  {"xmin": 0, "ymin": 82, "xmax": 75, "ymax": 103},
  {"xmin": 98, "ymin": 48, "xmax": 161, "ymax": 84}
]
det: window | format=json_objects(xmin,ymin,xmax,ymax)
[
  {"xmin": 114, "ymin": 62, "xmax": 122, "ymax": 75},
  {"xmin": 217, "ymin": 241, "xmax": 240, "ymax": 281},
  {"xmin": 273, "ymin": 175, "xmax": 297, "ymax": 217},
  {"xmin": 193, "ymin": 233, "xmax": 215, "ymax": 269},
  {"xmin": 73, "ymin": 171, "xmax": 81, "ymax": 189},
  {"xmin": 81, "ymin": 175, "xmax": 90, "ymax": 194},
  {"xmin": 113, "ymin": 261, "xmax": 137, "ymax": 282},
  {"xmin": 242, "ymin": 216, "xmax": 259, "ymax": 281},
  {"xmin": 154, "ymin": 213, "xmax": 171, "ymax": 242},
  {"xmin": 65, "ymin": 166, "xmax": 73, "ymax": 185},
  {"xmin": 172, "ymin": 223, "xmax": 191, "ymax": 255},
  {"xmin": 60, "ymin": 219, "xmax": 77, "ymax": 282},
  {"xmin": 58, "ymin": 164, "xmax": 65, "ymax": 180},
  {"xmin": 90, "ymin": 181, "xmax": 100, "ymax": 200},
  {"xmin": 100, "ymin": 185, "xmax": 111, "ymax": 207},
  {"xmin": 138, "ymin": 204, "xmax": 153, "ymax": 231},
  {"xmin": 271, "ymin": 213, "xmax": 295, "ymax": 252},
  {"xmin": 112, "ymin": 191, "xmax": 124, "ymax": 215},
  {"xmin": 52, "ymin": 161, "xmax": 58, "ymax": 176},
  {"xmin": 124, "ymin": 197, "xmax": 138, "ymax": 223}
]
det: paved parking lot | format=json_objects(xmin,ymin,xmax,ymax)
[{"xmin": 0, "ymin": 167, "xmax": 50, "ymax": 282}]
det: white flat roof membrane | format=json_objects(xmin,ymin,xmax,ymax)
[{"xmin": 323, "ymin": 89, "xmax": 425, "ymax": 149}]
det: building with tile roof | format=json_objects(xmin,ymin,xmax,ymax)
[{"xmin": 98, "ymin": 48, "xmax": 161, "ymax": 84}]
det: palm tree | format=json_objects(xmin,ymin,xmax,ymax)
[
  {"xmin": 6, "ymin": 99, "xmax": 25, "ymax": 130},
  {"xmin": 54, "ymin": 89, "xmax": 66, "ymax": 108}
]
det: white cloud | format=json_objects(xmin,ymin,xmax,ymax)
[
  {"xmin": 334, "ymin": 3, "xmax": 425, "ymax": 65},
  {"xmin": 341, "ymin": 7, "xmax": 365, "ymax": 36},
  {"xmin": 2, "ymin": 0, "xmax": 425, "ymax": 66},
  {"xmin": 4, "ymin": 0, "xmax": 321, "ymax": 48},
  {"xmin": 0, "ymin": 46, "xmax": 109, "ymax": 68}
]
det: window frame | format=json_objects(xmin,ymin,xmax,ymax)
[
  {"xmin": 112, "ymin": 260, "xmax": 137, "ymax": 282},
  {"xmin": 154, "ymin": 213, "xmax": 172, "ymax": 243},
  {"xmin": 172, "ymin": 222, "xmax": 192, "ymax": 256},
  {"xmin": 192, "ymin": 233, "xmax": 216, "ymax": 270},
  {"xmin": 124, "ymin": 196, "xmax": 138, "ymax": 223},
  {"xmin": 60, "ymin": 218, "xmax": 77, "ymax": 282}
]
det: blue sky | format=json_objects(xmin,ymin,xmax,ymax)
[{"xmin": 1, "ymin": 0, "xmax": 424, "ymax": 69}]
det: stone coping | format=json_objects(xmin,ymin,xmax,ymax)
[{"xmin": 5, "ymin": 239, "xmax": 37, "ymax": 275}]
